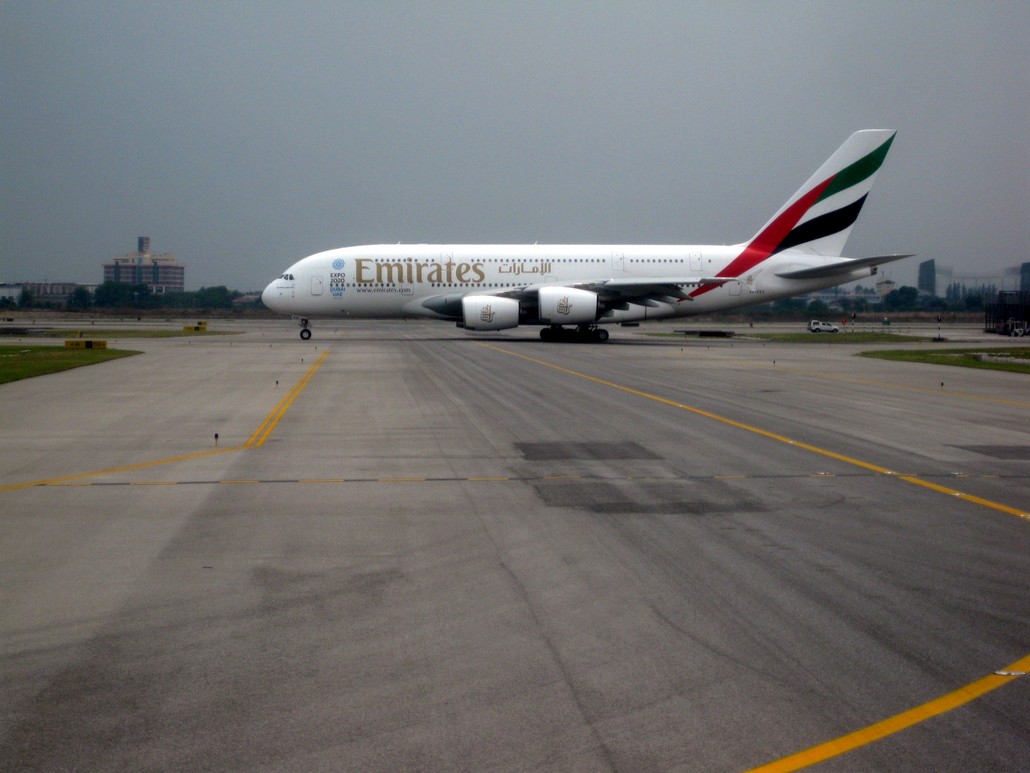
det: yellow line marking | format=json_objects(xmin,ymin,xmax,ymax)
[
  {"xmin": 1, "ymin": 351, "xmax": 330, "ymax": 492},
  {"xmin": 745, "ymin": 653, "xmax": 1030, "ymax": 772},
  {"xmin": 480, "ymin": 344, "xmax": 1029, "ymax": 521},
  {"xmin": 897, "ymin": 475, "xmax": 1029, "ymax": 520},
  {"xmin": 246, "ymin": 351, "xmax": 330, "ymax": 448},
  {"xmin": 480, "ymin": 343, "xmax": 1030, "ymax": 767},
  {"xmin": 674, "ymin": 356, "xmax": 1030, "ymax": 408},
  {"xmin": 781, "ymin": 366, "xmax": 1030, "ymax": 408},
  {"xmin": 0, "ymin": 447, "xmax": 241, "ymax": 493}
]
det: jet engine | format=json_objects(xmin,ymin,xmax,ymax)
[
  {"xmin": 461, "ymin": 296, "xmax": 520, "ymax": 331},
  {"xmin": 538, "ymin": 287, "xmax": 599, "ymax": 325}
]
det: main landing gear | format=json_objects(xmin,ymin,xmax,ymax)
[
  {"xmin": 539, "ymin": 325, "xmax": 610, "ymax": 343},
  {"xmin": 299, "ymin": 318, "xmax": 312, "ymax": 340}
]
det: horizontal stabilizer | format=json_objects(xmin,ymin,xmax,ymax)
[{"xmin": 775, "ymin": 254, "xmax": 915, "ymax": 280}]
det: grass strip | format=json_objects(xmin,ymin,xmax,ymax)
[
  {"xmin": 748, "ymin": 332, "xmax": 925, "ymax": 343},
  {"xmin": 0, "ymin": 345, "xmax": 142, "ymax": 384},
  {"xmin": 37, "ymin": 328, "xmax": 237, "ymax": 338},
  {"xmin": 648, "ymin": 331, "xmax": 925, "ymax": 343},
  {"xmin": 859, "ymin": 347, "xmax": 1030, "ymax": 374}
]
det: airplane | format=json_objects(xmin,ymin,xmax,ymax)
[{"xmin": 262, "ymin": 130, "xmax": 912, "ymax": 342}]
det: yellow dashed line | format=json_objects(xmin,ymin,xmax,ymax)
[{"xmin": 0, "ymin": 447, "xmax": 241, "ymax": 493}]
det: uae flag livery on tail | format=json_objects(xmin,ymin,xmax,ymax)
[{"xmin": 691, "ymin": 129, "xmax": 896, "ymax": 297}]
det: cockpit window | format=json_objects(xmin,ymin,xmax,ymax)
[{"xmin": 280, "ymin": 273, "xmax": 295, "ymax": 280}]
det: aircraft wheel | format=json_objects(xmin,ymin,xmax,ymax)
[
  {"xmin": 594, "ymin": 328, "xmax": 609, "ymax": 342},
  {"xmin": 300, "ymin": 328, "xmax": 312, "ymax": 340}
]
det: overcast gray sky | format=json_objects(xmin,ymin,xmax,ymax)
[{"xmin": 2, "ymin": 1, "xmax": 1027, "ymax": 291}]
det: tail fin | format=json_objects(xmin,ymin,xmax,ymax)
[
  {"xmin": 747, "ymin": 129, "xmax": 896, "ymax": 258},
  {"xmin": 688, "ymin": 130, "xmax": 897, "ymax": 299}
]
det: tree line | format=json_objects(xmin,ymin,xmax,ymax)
[
  {"xmin": 745, "ymin": 284, "xmax": 999, "ymax": 319},
  {"xmin": 6, "ymin": 282, "xmax": 255, "ymax": 311}
]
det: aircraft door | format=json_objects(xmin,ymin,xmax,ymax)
[
  {"xmin": 612, "ymin": 251, "xmax": 625, "ymax": 273},
  {"xmin": 689, "ymin": 252, "xmax": 702, "ymax": 272},
  {"xmin": 311, "ymin": 275, "xmax": 323, "ymax": 295}
]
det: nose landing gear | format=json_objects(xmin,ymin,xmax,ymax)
[{"xmin": 299, "ymin": 318, "xmax": 312, "ymax": 340}]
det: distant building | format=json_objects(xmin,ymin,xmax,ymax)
[
  {"xmin": 917, "ymin": 259, "xmax": 937, "ymax": 296},
  {"xmin": 102, "ymin": 236, "xmax": 185, "ymax": 293},
  {"xmin": 985, "ymin": 291, "xmax": 1030, "ymax": 335},
  {"xmin": 0, "ymin": 283, "xmax": 23, "ymax": 304},
  {"xmin": 875, "ymin": 276, "xmax": 897, "ymax": 298},
  {"xmin": 0, "ymin": 282, "xmax": 96, "ymax": 307},
  {"xmin": 1022, "ymin": 262, "xmax": 1030, "ymax": 293},
  {"xmin": 20, "ymin": 282, "xmax": 80, "ymax": 305}
]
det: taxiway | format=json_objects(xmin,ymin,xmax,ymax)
[{"xmin": 1, "ymin": 320, "xmax": 1027, "ymax": 771}]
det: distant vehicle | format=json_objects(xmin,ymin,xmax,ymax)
[
  {"xmin": 1003, "ymin": 319, "xmax": 1027, "ymax": 337},
  {"xmin": 264, "ymin": 130, "xmax": 912, "ymax": 342},
  {"xmin": 809, "ymin": 320, "xmax": 840, "ymax": 333}
]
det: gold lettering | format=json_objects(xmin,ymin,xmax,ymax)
[
  {"xmin": 377, "ymin": 262, "xmax": 405, "ymax": 284},
  {"xmin": 355, "ymin": 258, "xmax": 374, "ymax": 283},
  {"xmin": 356, "ymin": 258, "xmax": 486, "ymax": 286}
]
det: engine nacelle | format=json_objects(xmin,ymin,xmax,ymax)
[
  {"xmin": 461, "ymin": 295, "xmax": 520, "ymax": 331},
  {"xmin": 538, "ymin": 286, "xmax": 599, "ymax": 325}
]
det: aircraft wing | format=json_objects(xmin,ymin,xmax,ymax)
[
  {"xmin": 499, "ymin": 276, "xmax": 731, "ymax": 303},
  {"xmin": 775, "ymin": 254, "xmax": 915, "ymax": 280}
]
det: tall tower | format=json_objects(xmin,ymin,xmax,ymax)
[{"xmin": 918, "ymin": 259, "xmax": 937, "ymax": 296}]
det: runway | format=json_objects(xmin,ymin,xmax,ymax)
[{"xmin": 2, "ymin": 319, "xmax": 1028, "ymax": 772}]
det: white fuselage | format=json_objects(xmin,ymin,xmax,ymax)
[{"xmin": 261, "ymin": 243, "xmax": 869, "ymax": 325}]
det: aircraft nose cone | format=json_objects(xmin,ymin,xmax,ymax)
[{"xmin": 261, "ymin": 281, "xmax": 279, "ymax": 311}]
